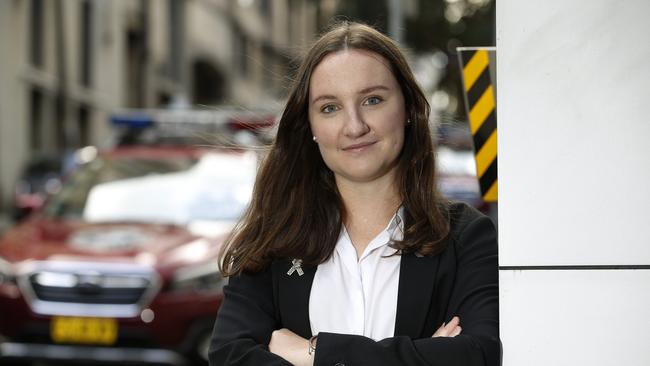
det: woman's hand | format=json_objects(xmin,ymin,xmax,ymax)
[
  {"xmin": 269, "ymin": 328, "xmax": 313, "ymax": 366},
  {"xmin": 269, "ymin": 318, "xmax": 460, "ymax": 365},
  {"xmin": 432, "ymin": 316, "xmax": 462, "ymax": 337}
]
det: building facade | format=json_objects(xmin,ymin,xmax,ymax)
[{"xmin": 0, "ymin": 0, "xmax": 324, "ymax": 215}]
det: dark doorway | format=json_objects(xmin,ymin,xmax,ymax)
[{"xmin": 192, "ymin": 60, "xmax": 226, "ymax": 107}]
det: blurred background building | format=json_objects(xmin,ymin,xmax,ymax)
[{"xmin": 0, "ymin": 0, "xmax": 494, "ymax": 229}]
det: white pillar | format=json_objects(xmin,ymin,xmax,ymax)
[{"xmin": 497, "ymin": 1, "xmax": 650, "ymax": 365}]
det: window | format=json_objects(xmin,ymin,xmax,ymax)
[
  {"xmin": 30, "ymin": 0, "xmax": 44, "ymax": 67},
  {"xmin": 80, "ymin": 0, "xmax": 93, "ymax": 86},
  {"xmin": 55, "ymin": 100, "xmax": 66, "ymax": 150},
  {"xmin": 168, "ymin": 0, "xmax": 184, "ymax": 82},
  {"xmin": 29, "ymin": 88, "xmax": 44, "ymax": 151},
  {"xmin": 78, "ymin": 105, "xmax": 91, "ymax": 147},
  {"xmin": 232, "ymin": 30, "xmax": 249, "ymax": 77},
  {"xmin": 126, "ymin": 29, "xmax": 144, "ymax": 107},
  {"xmin": 260, "ymin": 0, "xmax": 272, "ymax": 17}
]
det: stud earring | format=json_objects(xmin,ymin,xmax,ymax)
[
  {"xmin": 406, "ymin": 119, "xmax": 412, "ymax": 125},
  {"xmin": 313, "ymin": 136, "xmax": 318, "ymax": 142}
]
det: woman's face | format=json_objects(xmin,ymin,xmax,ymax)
[{"xmin": 308, "ymin": 49, "xmax": 407, "ymax": 186}]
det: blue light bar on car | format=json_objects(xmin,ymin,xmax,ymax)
[{"xmin": 110, "ymin": 113, "xmax": 154, "ymax": 128}]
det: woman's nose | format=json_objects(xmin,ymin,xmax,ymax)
[{"xmin": 342, "ymin": 107, "xmax": 370, "ymax": 138}]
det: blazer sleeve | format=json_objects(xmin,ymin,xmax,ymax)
[
  {"xmin": 208, "ymin": 265, "xmax": 291, "ymax": 366},
  {"xmin": 314, "ymin": 212, "xmax": 500, "ymax": 366}
]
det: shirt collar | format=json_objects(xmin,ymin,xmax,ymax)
[
  {"xmin": 387, "ymin": 206, "xmax": 405, "ymax": 240},
  {"xmin": 336, "ymin": 206, "xmax": 405, "ymax": 259}
]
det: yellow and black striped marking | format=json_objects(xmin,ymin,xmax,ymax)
[{"xmin": 460, "ymin": 49, "xmax": 497, "ymax": 202}]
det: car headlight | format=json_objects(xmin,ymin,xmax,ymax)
[
  {"xmin": 0, "ymin": 257, "xmax": 16, "ymax": 286},
  {"xmin": 170, "ymin": 261, "xmax": 225, "ymax": 293}
]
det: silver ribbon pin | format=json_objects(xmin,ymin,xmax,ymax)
[{"xmin": 287, "ymin": 259, "xmax": 304, "ymax": 276}]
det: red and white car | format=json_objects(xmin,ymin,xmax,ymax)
[{"xmin": 0, "ymin": 132, "xmax": 259, "ymax": 364}]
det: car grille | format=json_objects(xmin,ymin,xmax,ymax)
[{"xmin": 28, "ymin": 272, "xmax": 151, "ymax": 305}]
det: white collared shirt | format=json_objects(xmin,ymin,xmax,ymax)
[{"xmin": 308, "ymin": 209, "xmax": 404, "ymax": 341}]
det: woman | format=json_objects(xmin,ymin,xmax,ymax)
[{"xmin": 210, "ymin": 22, "xmax": 499, "ymax": 366}]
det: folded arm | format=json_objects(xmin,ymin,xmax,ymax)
[
  {"xmin": 209, "ymin": 266, "xmax": 292, "ymax": 366},
  {"xmin": 210, "ymin": 210, "xmax": 499, "ymax": 366},
  {"xmin": 313, "ymin": 213, "xmax": 500, "ymax": 366}
]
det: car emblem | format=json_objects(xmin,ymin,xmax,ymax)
[{"xmin": 75, "ymin": 272, "xmax": 103, "ymax": 294}]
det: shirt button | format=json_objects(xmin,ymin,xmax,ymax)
[{"xmin": 334, "ymin": 363, "xmax": 345, "ymax": 366}]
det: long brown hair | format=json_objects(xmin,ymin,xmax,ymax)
[{"xmin": 220, "ymin": 21, "xmax": 449, "ymax": 276}]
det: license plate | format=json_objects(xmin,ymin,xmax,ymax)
[{"xmin": 51, "ymin": 316, "xmax": 118, "ymax": 345}]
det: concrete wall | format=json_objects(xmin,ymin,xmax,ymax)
[{"xmin": 497, "ymin": 0, "xmax": 650, "ymax": 365}]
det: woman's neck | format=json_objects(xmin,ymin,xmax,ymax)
[{"xmin": 336, "ymin": 174, "xmax": 401, "ymax": 259}]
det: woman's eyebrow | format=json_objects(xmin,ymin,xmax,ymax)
[
  {"xmin": 312, "ymin": 94, "xmax": 337, "ymax": 105},
  {"xmin": 311, "ymin": 85, "xmax": 390, "ymax": 105},
  {"xmin": 357, "ymin": 85, "xmax": 390, "ymax": 94}
]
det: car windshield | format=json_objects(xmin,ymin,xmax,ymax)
[{"xmin": 42, "ymin": 151, "xmax": 256, "ymax": 225}]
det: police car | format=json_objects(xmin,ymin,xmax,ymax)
[{"xmin": 0, "ymin": 109, "xmax": 274, "ymax": 365}]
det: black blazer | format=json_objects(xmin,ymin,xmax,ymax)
[{"xmin": 209, "ymin": 202, "xmax": 500, "ymax": 366}]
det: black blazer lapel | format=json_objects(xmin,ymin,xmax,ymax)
[
  {"xmin": 274, "ymin": 259, "xmax": 316, "ymax": 339},
  {"xmin": 274, "ymin": 253, "xmax": 440, "ymax": 339},
  {"xmin": 394, "ymin": 252, "xmax": 440, "ymax": 337}
]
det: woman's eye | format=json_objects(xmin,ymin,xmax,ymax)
[
  {"xmin": 364, "ymin": 96, "xmax": 383, "ymax": 106},
  {"xmin": 321, "ymin": 105, "xmax": 338, "ymax": 114}
]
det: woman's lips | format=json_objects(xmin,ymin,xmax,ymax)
[{"xmin": 342, "ymin": 141, "xmax": 377, "ymax": 152}]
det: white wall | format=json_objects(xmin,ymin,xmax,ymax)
[{"xmin": 497, "ymin": 0, "xmax": 650, "ymax": 365}]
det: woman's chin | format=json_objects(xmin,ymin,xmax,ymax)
[{"xmin": 333, "ymin": 166, "xmax": 396, "ymax": 185}]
